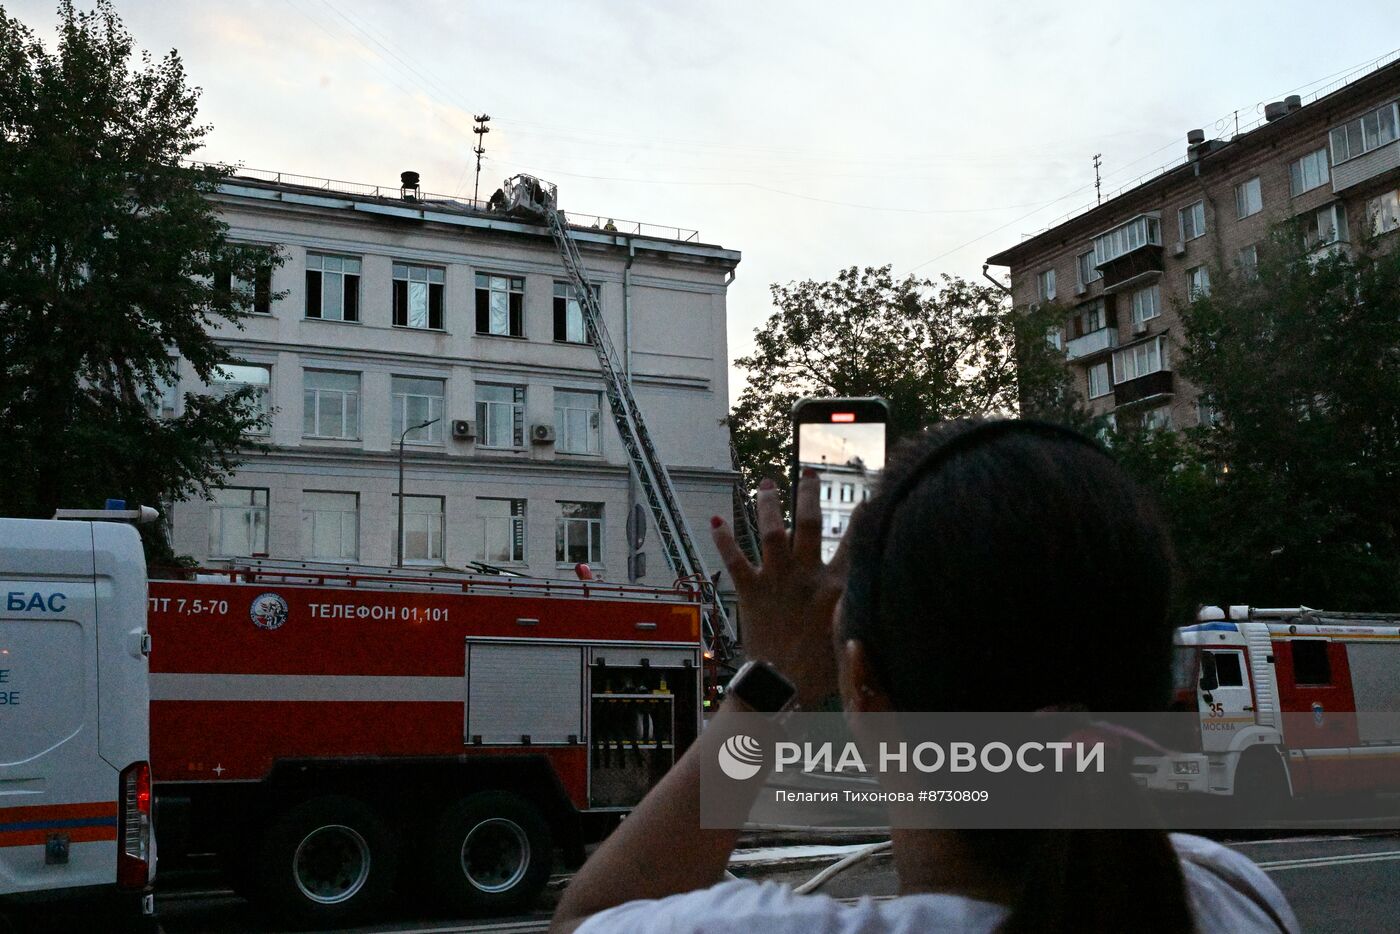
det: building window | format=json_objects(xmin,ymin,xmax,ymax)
[
  {"xmin": 392, "ymin": 263, "xmax": 445, "ymax": 330},
  {"xmin": 554, "ymin": 389, "xmax": 602, "ymax": 454},
  {"xmin": 391, "ymin": 376, "xmax": 445, "ymax": 443},
  {"xmin": 303, "ymin": 370, "xmax": 360, "ymax": 440},
  {"xmin": 215, "ymin": 250, "xmax": 273, "ymax": 315},
  {"xmin": 553, "ymin": 282, "xmax": 598, "ymax": 344},
  {"xmin": 1368, "ymin": 190, "xmax": 1400, "ymax": 236},
  {"xmin": 300, "ymin": 491, "xmax": 358, "ymax": 561},
  {"xmin": 1077, "ymin": 300, "xmax": 1106, "ymax": 334},
  {"xmin": 475, "ymin": 273, "xmax": 525, "ymax": 337},
  {"xmin": 557, "ymin": 502, "xmax": 603, "ymax": 565},
  {"xmin": 476, "ymin": 384, "xmax": 525, "ymax": 448},
  {"xmin": 1113, "ymin": 336, "xmax": 1168, "ymax": 384},
  {"xmin": 1304, "ymin": 202, "xmax": 1348, "ymax": 250},
  {"xmin": 1290, "ymin": 148, "xmax": 1330, "ymax": 196},
  {"xmin": 395, "ymin": 495, "xmax": 444, "ymax": 565},
  {"xmin": 840, "ymin": 483, "xmax": 855, "ymax": 503},
  {"xmin": 1046, "ymin": 327, "xmax": 1064, "ymax": 351},
  {"xmin": 211, "ymin": 363, "xmax": 271, "ymax": 432},
  {"xmin": 1234, "ymin": 177, "xmax": 1262, "ymax": 219},
  {"xmin": 1093, "ymin": 214, "xmax": 1162, "ymax": 266},
  {"xmin": 305, "ymin": 254, "xmax": 361, "ymax": 322},
  {"xmin": 1142, "ymin": 405, "xmax": 1172, "ymax": 432},
  {"xmin": 1087, "ymin": 361, "xmax": 1111, "ymax": 399},
  {"xmin": 1036, "ymin": 269, "xmax": 1056, "ymax": 302},
  {"xmin": 1179, "ymin": 201, "xmax": 1206, "ymax": 241},
  {"xmin": 1329, "ymin": 102, "xmax": 1400, "ymax": 164},
  {"xmin": 820, "ymin": 483, "xmax": 831, "ymax": 501},
  {"xmin": 148, "ymin": 360, "xmax": 179, "ymax": 419},
  {"xmin": 1198, "ymin": 400, "xmax": 1222, "ymax": 427},
  {"xmin": 209, "ymin": 487, "xmax": 268, "ymax": 557},
  {"xmin": 1187, "ymin": 266, "xmax": 1211, "ymax": 300},
  {"xmin": 1236, "ymin": 244, "xmax": 1259, "ymax": 278},
  {"xmin": 1130, "ymin": 284, "xmax": 1160, "ymax": 326},
  {"xmin": 480, "ymin": 498, "xmax": 526, "ymax": 564},
  {"xmin": 1076, "ymin": 250, "xmax": 1102, "ymax": 287}
]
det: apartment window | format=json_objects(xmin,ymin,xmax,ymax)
[
  {"xmin": 840, "ymin": 483, "xmax": 855, "ymax": 503},
  {"xmin": 391, "ymin": 376, "xmax": 445, "ymax": 443},
  {"xmin": 1234, "ymin": 177, "xmax": 1262, "ymax": 219},
  {"xmin": 1087, "ymin": 362, "xmax": 1111, "ymax": 399},
  {"xmin": 1179, "ymin": 201, "xmax": 1206, "ymax": 241},
  {"xmin": 1113, "ymin": 336, "xmax": 1168, "ymax": 384},
  {"xmin": 476, "ymin": 384, "xmax": 525, "ymax": 448},
  {"xmin": 1036, "ymin": 269, "xmax": 1056, "ymax": 302},
  {"xmin": 148, "ymin": 360, "xmax": 179, "ymax": 419},
  {"xmin": 395, "ymin": 494, "xmax": 444, "ymax": 564},
  {"xmin": 1046, "ymin": 327, "xmax": 1064, "ymax": 351},
  {"xmin": 480, "ymin": 498, "xmax": 526, "ymax": 564},
  {"xmin": 303, "ymin": 370, "xmax": 360, "ymax": 439},
  {"xmin": 475, "ymin": 273, "xmax": 525, "ymax": 337},
  {"xmin": 392, "ymin": 263, "xmax": 445, "ymax": 330},
  {"xmin": 211, "ymin": 363, "xmax": 271, "ymax": 431},
  {"xmin": 215, "ymin": 250, "xmax": 273, "ymax": 315},
  {"xmin": 305, "ymin": 254, "xmax": 361, "ymax": 322},
  {"xmin": 557, "ymin": 502, "xmax": 603, "ymax": 564},
  {"xmin": 209, "ymin": 487, "xmax": 268, "ymax": 557},
  {"xmin": 553, "ymin": 282, "xmax": 599, "ymax": 344},
  {"xmin": 1236, "ymin": 244, "xmax": 1259, "ymax": 278},
  {"xmin": 300, "ymin": 491, "xmax": 358, "ymax": 561},
  {"xmin": 1198, "ymin": 400, "xmax": 1223, "ymax": 427},
  {"xmin": 1092, "ymin": 214, "xmax": 1162, "ymax": 266},
  {"xmin": 1076, "ymin": 250, "xmax": 1102, "ymax": 287},
  {"xmin": 1329, "ymin": 102, "xmax": 1400, "ymax": 164},
  {"xmin": 554, "ymin": 389, "xmax": 601, "ymax": 455},
  {"xmin": 1304, "ymin": 202, "xmax": 1348, "ymax": 250},
  {"xmin": 1289, "ymin": 148, "xmax": 1330, "ymax": 196},
  {"xmin": 1130, "ymin": 284, "xmax": 1160, "ymax": 326},
  {"xmin": 1142, "ymin": 405, "xmax": 1172, "ymax": 433},
  {"xmin": 820, "ymin": 483, "xmax": 832, "ymax": 501},
  {"xmin": 1368, "ymin": 190, "xmax": 1400, "ymax": 236},
  {"xmin": 1187, "ymin": 265, "xmax": 1211, "ymax": 300},
  {"xmin": 1077, "ymin": 300, "xmax": 1106, "ymax": 334}
]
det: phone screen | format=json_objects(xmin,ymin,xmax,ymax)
[{"xmin": 792, "ymin": 398, "xmax": 888, "ymax": 560}]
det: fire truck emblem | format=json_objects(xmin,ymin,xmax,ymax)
[{"xmin": 250, "ymin": 592, "xmax": 290, "ymax": 631}]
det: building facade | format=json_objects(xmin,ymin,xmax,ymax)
[
  {"xmin": 164, "ymin": 171, "xmax": 740, "ymax": 600},
  {"xmin": 810, "ymin": 462, "xmax": 874, "ymax": 562},
  {"xmin": 987, "ymin": 60, "xmax": 1400, "ymax": 430}
]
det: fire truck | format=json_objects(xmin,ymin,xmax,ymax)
[
  {"xmin": 1136, "ymin": 605, "xmax": 1400, "ymax": 808},
  {"xmin": 147, "ymin": 560, "xmax": 704, "ymax": 925}
]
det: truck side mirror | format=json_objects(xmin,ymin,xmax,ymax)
[{"xmin": 1198, "ymin": 652, "xmax": 1219, "ymax": 692}]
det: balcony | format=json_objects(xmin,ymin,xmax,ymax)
[
  {"xmin": 1065, "ymin": 327, "xmax": 1118, "ymax": 361},
  {"xmin": 1091, "ymin": 214, "xmax": 1164, "ymax": 292},
  {"xmin": 1114, "ymin": 369, "xmax": 1173, "ymax": 407},
  {"xmin": 1332, "ymin": 139, "xmax": 1400, "ymax": 193}
]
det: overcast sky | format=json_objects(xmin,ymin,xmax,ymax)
[{"xmin": 12, "ymin": 1, "xmax": 1399, "ymax": 402}]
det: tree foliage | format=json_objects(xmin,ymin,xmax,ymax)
[
  {"xmin": 729, "ymin": 266, "xmax": 1039, "ymax": 493},
  {"xmin": 0, "ymin": 1, "xmax": 273, "ymax": 559}
]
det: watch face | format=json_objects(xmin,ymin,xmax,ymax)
[{"xmin": 734, "ymin": 661, "xmax": 797, "ymax": 713}]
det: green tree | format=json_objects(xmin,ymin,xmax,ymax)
[
  {"xmin": 1123, "ymin": 224, "xmax": 1400, "ymax": 609},
  {"xmin": 730, "ymin": 265, "xmax": 1072, "ymax": 494},
  {"xmin": 0, "ymin": 1, "xmax": 275, "ymax": 560}
]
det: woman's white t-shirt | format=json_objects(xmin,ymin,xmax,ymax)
[{"xmin": 576, "ymin": 834, "xmax": 1298, "ymax": 933}]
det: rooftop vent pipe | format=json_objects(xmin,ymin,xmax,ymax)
[
  {"xmin": 1285, "ymin": 94, "xmax": 1302, "ymax": 113},
  {"xmin": 400, "ymin": 171, "xmax": 421, "ymax": 200},
  {"xmin": 1264, "ymin": 101, "xmax": 1289, "ymax": 122}
]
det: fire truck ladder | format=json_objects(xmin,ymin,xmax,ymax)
[{"xmin": 509, "ymin": 177, "xmax": 736, "ymax": 651}]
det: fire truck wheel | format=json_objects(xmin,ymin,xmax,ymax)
[
  {"xmin": 1235, "ymin": 750, "xmax": 1291, "ymax": 821},
  {"xmin": 253, "ymin": 796, "xmax": 398, "ymax": 926},
  {"xmin": 428, "ymin": 792, "xmax": 552, "ymax": 914}
]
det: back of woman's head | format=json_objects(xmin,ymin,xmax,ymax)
[{"xmin": 843, "ymin": 418, "xmax": 1178, "ymax": 714}]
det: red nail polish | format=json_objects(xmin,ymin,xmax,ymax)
[{"xmin": 710, "ymin": 516, "xmax": 723, "ymax": 528}]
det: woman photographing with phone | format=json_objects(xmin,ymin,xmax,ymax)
[{"xmin": 552, "ymin": 418, "xmax": 1297, "ymax": 933}]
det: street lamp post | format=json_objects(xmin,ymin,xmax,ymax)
[{"xmin": 397, "ymin": 417, "xmax": 441, "ymax": 568}]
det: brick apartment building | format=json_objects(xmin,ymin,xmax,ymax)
[
  {"xmin": 159, "ymin": 169, "xmax": 740, "ymax": 606},
  {"xmin": 987, "ymin": 58, "xmax": 1400, "ymax": 430}
]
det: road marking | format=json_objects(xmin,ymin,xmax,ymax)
[
  {"xmin": 1226, "ymin": 835, "xmax": 1361, "ymax": 846},
  {"xmin": 1257, "ymin": 849, "xmax": 1400, "ymax": 871}
]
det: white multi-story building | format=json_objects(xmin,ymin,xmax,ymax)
[
  {"xmin": 810, "ymin": 461, "xmax": 875, "ymax": 562},
  {"xmin": 163, "ymin": 169, "xmax": 740, "ymax": 602}
]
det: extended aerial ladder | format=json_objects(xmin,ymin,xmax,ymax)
[{"xmin": 497, "ymin": 176, "xmax": 738, "ymax": 654}]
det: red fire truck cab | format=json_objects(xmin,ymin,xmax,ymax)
[{"xmin": 147, "ymin": 563, "xmax": 704, "ymax": 924}]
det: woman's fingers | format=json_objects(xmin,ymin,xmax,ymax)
[
  {"xmin": 791, "ymin": 468, "xmax": 823, "ymax": 564},
  {"xmin": 709, "ymin": 516, "xmax": 757, "ymax": 591},
  {"xmin": 754, "ymin": 479, "xmax": 789, "ymax": 569}
]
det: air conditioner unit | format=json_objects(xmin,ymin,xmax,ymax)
[
  {"xmin": 1171, "ymin": 240, "xmax": 1187, "ymax": 257},
  {"xmin": 451, "ymin": 419, "xmax": 476, "ymax": 440},
  {"xmin": 1132, "ymin": 320, "xmax": 1150, "ymax": 336},
  {"xmin": 530, "ymin": 423, "xmax": 556, "ymax": 445},
  {"xmin": 1073, "ymin": 282, "xmax": 1088, "ymax": 296}
]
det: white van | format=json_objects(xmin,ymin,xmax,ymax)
[{"xmin": 0, "ymin": 518, "xmax": 154, "ymax": 927}]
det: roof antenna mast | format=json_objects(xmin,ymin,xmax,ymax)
[
  {"xmin": 472, "ymin": 114, "xmax": 491, "ymax": 204},
  {"xmin": 1093, "ymin": 152, "xmax": 1103, "ymax": 206}
]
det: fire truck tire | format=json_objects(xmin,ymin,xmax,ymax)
[
  {"xmin": 251, "ymin": 796, "xmax": 398, "ymax": 927},
  {"xmin": 427, "ymin": 792, "xmax": 553, "ymax": 914},
  {"xmin": 1235, "ymin": 750, "xmax": 1291, "ymax": 820}
]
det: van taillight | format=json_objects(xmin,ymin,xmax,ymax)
[{"xmin": 117, "ymin": 761, "xmax": 151, "ymax": 889}]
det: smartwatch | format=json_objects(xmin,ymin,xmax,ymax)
[{"xmin": 727, "ymin": 660, "xmax": 798, "ymax": 714}]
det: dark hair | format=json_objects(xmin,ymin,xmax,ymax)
[{"xmin": 842, "ymin": 418, "xmax": 1192, "ymax": 933}]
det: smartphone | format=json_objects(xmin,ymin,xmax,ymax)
[{"xmin": 791, "ymin": 397, "xmax": 890, "ymax": 558}]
